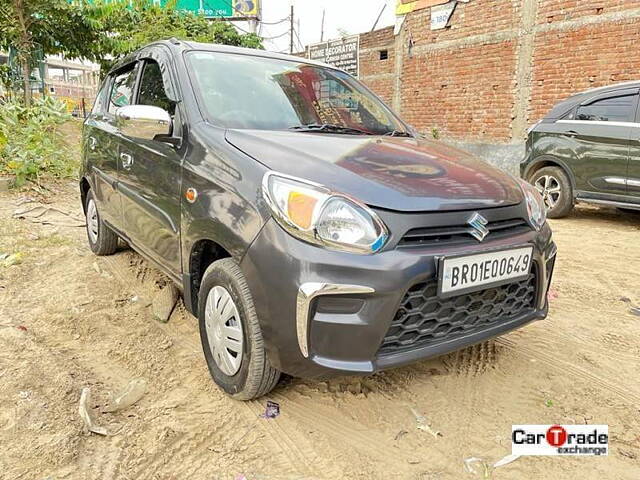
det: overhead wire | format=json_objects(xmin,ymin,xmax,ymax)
[
  {"xmin": 292, "ymin": 26, "xmax": 305, "ymax": 51},
  {"xmin": 260, "ymin": 15, "xmax": 291, "ymax": 25},
  {"xmin": 213, "ymin": 0, "xmax": 304, "ymax": 53},
  {"xmin": 260, "ymin": 29, "xmax": 292, "ymax": 40}
]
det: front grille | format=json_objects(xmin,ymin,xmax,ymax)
[
  {"xmin": 378, "ymin": 270, "xmax": 537, "ymax": 356},
  {"xmin": 398, "ymin": 218, "xmax": 531, "ymax": 248}
]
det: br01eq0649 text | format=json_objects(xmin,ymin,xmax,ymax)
[{"xmin": 440, "ymin": 246, "xmax": 533, "ymax": 296}]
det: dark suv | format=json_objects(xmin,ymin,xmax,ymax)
[
  {"xmin": 81, "ymin": 40, "xmax": 556, "ymax": 400},
  {"xmin": 522, "ymin": 81, "xmax": 640, "ymax": 218}
]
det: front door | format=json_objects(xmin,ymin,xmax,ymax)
[
  {"xmin": 85, "ymin": 64, "xmax": 138, "ymax": 230},
  {"xmin": 558, "ymin": 89, "xmax": 638, "ymax": 197},
  {"xmin": 626, "ymin": 102, "xmax": 640, "ymax": 202},
  {"xmin": 117, "ymin": 57, "xmax": 183, "ymax": 275}
]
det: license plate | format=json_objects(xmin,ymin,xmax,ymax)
[{"xmin": 438, "ymin": 246, "xmax": 533, "ymax": 297}]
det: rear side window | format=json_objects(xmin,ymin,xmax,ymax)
[
  {"xmin": 137, "ymin": 60, "xmax": 174, "ymax": 115},
  {"xmin": 575, "ymin": 94, "xmax": 637, "ymax": 122},
  {"xmin": 108, "ymin": 64, "xmax": 138, "ymax": 114}
]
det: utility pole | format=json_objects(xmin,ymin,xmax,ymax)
[
  {"xmin": 371, "ymin": 3, "xmax": 387, "ymax": 32},
  {"xmin": 289, "ymin": 5, "xmax": 295, "ymax": 54},
  {"xmin": 320, "ymin": 9, "xmax": 325, "ymax": 42}
]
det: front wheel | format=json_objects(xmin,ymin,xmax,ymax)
[
  {"xmin": 530, "ymin": 166, "xmax": 574, "ymax": 218},
  {"xmin": 198, "ymin": 258, "xmax": 281, "ymax": 400}
]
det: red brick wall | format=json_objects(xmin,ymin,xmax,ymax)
[
  {"xmin": 358, "ymin": 27, "xmax": 396, "ymax": 105},
  {"xmin": 401, "ymin": 41, "xmax": 517, "ymax": 141},
  {"xmin": 357, "ymin": 0, "xmax": 640, "ymax": 143},
  {"xmin": 530, "ymin": 14, "xmax": 640, "ymax": 122},
  {"xmin": 404, "ymin": 0, "xmax": 517, "ymax": 44},
  {"xmin": 536, "ymin": 0, "xmax": 639, "ymax": 24}
]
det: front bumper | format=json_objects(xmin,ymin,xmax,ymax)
[{"xmin": 241, "ymin": 217, "xmax": 556, "ymax": 378}]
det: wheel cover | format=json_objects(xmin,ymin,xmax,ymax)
[
  {"xmin": 204, "ymin": 286, "xmax": 244, "ymax": 376},
  {"xmin": 86, "ymin": 199, "xmax": 99, "ymax": 243},
  {"xmin": 534, "ymin": 175, "xmax": 562, "ymax": 210}
]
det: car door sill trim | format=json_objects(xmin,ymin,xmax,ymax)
[{"xmin": 577, "ymin": 197, "xmax": 640, "ymax": 210}]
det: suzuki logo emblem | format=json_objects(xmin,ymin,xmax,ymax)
[{"xmin": 467, "ymin": 213, "xmax": 489, "ymax": 242}]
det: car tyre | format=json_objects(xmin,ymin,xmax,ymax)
[
  {"xmin": 84, "ymin": 189, "xmax": 118, "ymax": 256},
  {"xmin": 530, "ymin": 166, "xmax": 573, "ymax": 218},
  {"xmin": 198, "ymin": 258, "xmax": 281, "ymax": 400}
]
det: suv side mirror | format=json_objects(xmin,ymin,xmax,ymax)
[{"xmin": 115, "ymin": 105, "xmax": 173, "ymax": 143}]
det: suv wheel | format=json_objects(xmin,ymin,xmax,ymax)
[
  {"xmin": 530, "ymin": 166, "xmax": 573, "ymax": 218},
  {"xmin": 85, "ymin": 189, "xmax": 118, "ymax": 255},
  {"xmin": 198, "ymin": 258, "xmax": 280, "ymax": 400}
]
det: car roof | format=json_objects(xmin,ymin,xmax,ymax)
[
  {"xmin": 544, "ymin": 80, "xmax": 640, "ymax": 119},
  {"xmin": 110, "ymin": 38, "xmax": 342, "ymax": 75}
]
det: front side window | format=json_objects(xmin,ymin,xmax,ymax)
[
  {"xmin": 186, "ymin": 51, "xmax": 404, "ymax": 134},
  {"xmin": 108, "ymin": 64, "xmax": 138, "ymax": 114},
  {"xmin": 137, "ymin": 60, "xmax": 174, "ymax": 115},
  {"xmin": 90, "ymin": 77, "xmax": 111, "ymax": 115},
  {"xmin": 575, "ymin": 94, "xmax": 637, "ymax": 122}
]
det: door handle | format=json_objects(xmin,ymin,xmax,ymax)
[
  {"xmin": 88, "ymin": 136, "xmax": 97, "ymax": 151},
  {"xmin": 566, "ymin": 130, "xmax": 578, "ymax": 137},
  {"xmin": 120, "ymin": 153, "xmax": 133, "ymax": 170}
]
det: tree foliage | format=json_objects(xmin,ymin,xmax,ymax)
[
  {"xmin": 0, "ymin": 0, "xmax": 114, "ymax": 104},
  {"xmin": 94, "ymin": 0, "xmax": 263, "ymax": 72},
  {"xmin": 0, "ymin": 0, "xmax": 263, "ymax": 101}
]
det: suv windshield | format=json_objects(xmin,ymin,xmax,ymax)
[{"xmin": 186, "ymin": 51, "xmax": 405, "ymax": 135}]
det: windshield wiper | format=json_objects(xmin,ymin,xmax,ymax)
[
  {"xmin": 383, "ymin": 129, "xmax": 413, "ymax": 137},
  {"xmin": 288, "ymin": 123, "xmax": 373, "ymax": 135}
]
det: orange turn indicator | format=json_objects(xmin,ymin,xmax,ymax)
[{"xmin": 185, "ymin": 188, "xmax": 198, "ymax": 203}]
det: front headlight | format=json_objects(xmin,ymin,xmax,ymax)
[
  {"xmin": 518, "ymin": 178, "xmax": 547, "ymax": 231},
  {"xmin": 262, "ymin": 172, "xmax": 389, "ymax": 254}
]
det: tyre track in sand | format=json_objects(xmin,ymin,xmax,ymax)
[
  {"xmin": 100, "ymin": 251, "xmax": 326, "ymax": 479},
  {"xmin": 496, "ymin": 336, "xmax": 640, "ymax": 405}
]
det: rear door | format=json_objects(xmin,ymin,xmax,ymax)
[
  {"xmin": 558, "ymin": 89, "xmax": 638, "ymax": 196},
  {"xmin": 116, "ymin": 50, "xmax": 183, "ymax": 275}
]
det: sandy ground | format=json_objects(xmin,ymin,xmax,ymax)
[{"xmin": 1, "ymin": 178, "xmax": 639, "ymax": 479}]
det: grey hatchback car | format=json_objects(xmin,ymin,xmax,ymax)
[{"xmin": 81, "ymin": 40, "xmax": 556, "ymax": 400}]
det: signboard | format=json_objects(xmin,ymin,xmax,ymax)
[
  {"xmin": 166, "ymin": 0, "xmax": 259, "ymax": 18},
  {"xmin": 396, "ymin": 0, "xmax": 449, "ymax": 15},
  {"xmin": 74, "ymin": 0, "xmax": 259, "ymax": 19},
  {"xmin": 431, "ymin": 1, "xmax": 456, "ymax": 29},
  {"xmin": 308, "ymin": 35, "xmax": 359, "ymax": 77}
]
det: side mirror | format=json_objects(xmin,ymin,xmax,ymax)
[{"xmin": 115, "ymin": 105, "xmax": 173, "ymax": 143}]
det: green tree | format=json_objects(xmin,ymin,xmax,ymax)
[
  {"xmin": 0, "ymin": 0, "xmax": 116, "ymax": 105},
  {"xmin": 94, "ymin": 0, "xmax": 262, "ymax": 73},
  {"xmin": 0, "ymin": 0, "xmax": 263, "ymax": 103}
]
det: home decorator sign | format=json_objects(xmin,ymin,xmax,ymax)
[{"xmin": 308, "ymin": 35, "xmax": 360, "ymax": 77}]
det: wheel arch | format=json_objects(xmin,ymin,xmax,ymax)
[
  {"xmin": 184, "ymin": 238, "xmax": 233, "ymax": 315},
  {"xmin": 79, "ymin": 176, "xmax": 92, "ymax": 214},
  {"xmin": 524, "ymin": 156, "xmax": 576, "ymax": 193}
]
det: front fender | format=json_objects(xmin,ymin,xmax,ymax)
[{"xmin": 180, "ymin": 123, "xmax": 271, "ymax": 268}]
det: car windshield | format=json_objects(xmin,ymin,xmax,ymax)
[{"xmin": 186, "ymin": 51, "xmax": 405, "ymax": 135}]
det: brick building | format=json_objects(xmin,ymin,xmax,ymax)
[{"xmin": 356, "ymin": 0, "xmax": 640, "ymax": 164}]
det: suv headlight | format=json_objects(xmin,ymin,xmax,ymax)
[
  {"xmin": 262, "ymin": 172, "xmax": 389, "ymax": 254},
  {"xmin": 518, "ymin": 178, "xmax": 547, "ymax": 231}
]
